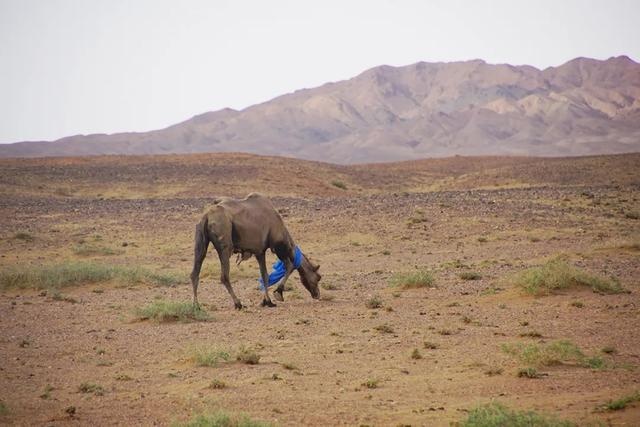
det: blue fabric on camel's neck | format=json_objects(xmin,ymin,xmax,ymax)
[{"xmin": 258, "ymin": 246, "xmax": 303, "ymax": 289}]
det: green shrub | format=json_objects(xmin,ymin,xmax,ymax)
[
  {"xmin": 146, "ymin": 272, "xmax": 181, "ymax": 286},
  {"xmin": 331, "ymin": 180, "xmax": 347, "ymax": 190},
  {"xmin": 598, "ymin": 391, "xmax": 640, "ymax": 411},
  {"xmin": 191, "ymin": 346, "xmax": 231, "ymax": 367},
  {"xmin": 361, "ymin": 379, "xmax": 378, "ymax": 389},
  {"xmin": 460, "ymin": 271, "xmax": 482, "ymax": 281},
  {"xmin": 209, "ymin": 379, "xmax": 227, "ymax": 389},
  {"xmin": 14, "ymin": 232, "xmax": 34, "ymax": 242},
  {"xmin": 389, "ymin": 270, "xmax": 434, "ymax": 289},
  {"xmin": 517, "ymin": 367, "xmax": 542, "ymax": 379},
  {"xmin": 460, "ymin": 402, "xmax": 575, "ymax": 426},
  {"xmin": 365, "ymin": 296, "xmax": 383, "ymax": 309},
  {"xmin": 502, "ymin": 340, "xmax": 606, "ymax": 369},
  {"xmin": 374, "ymin": 323, "xmax": 394, "ymax": 334},
  {"xmin": 514, "ymin": 259, "xmax": 625, "ymax": 295},
  {"xmin": 601, "ymin": 346, "xmax": 616, "ymax": 354},
  {"xmin": 0, "ymin": 262, "xmax": 183, "ymax": 290},
  {"xmin": 136, "ymin": 300, "xmax": 210, "ymax": 323},
  {"xmin": 174, "ymin": 410, "xmax": 273, "ymax": 427},
  {"xmin": 73, "ymin": 243, "xmax": 121, "ymax": 256},
  {"xmin": 78, "ymin": 382, "xmax": 104, "ymax": 396},
  {"xmin": 236, "ymin": 346, "xmax": 260, "ymax": 365}
]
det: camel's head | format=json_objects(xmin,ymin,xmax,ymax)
[{"xmin": 298, "ymin": 254, "xmax": 321, "ymax": 299}]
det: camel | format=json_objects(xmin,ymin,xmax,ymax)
[{"xmin": 190, "ymin": 193, "xmax": 321, "ymax": 309}]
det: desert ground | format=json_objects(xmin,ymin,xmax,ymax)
[{"xmin": 1, "ymin": 152, "xmax": 639, "ymax": 426}]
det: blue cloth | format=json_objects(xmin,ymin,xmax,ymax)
[{"xmin": 259, "ymin": 246, "xmax": 303, "ymax": 290}]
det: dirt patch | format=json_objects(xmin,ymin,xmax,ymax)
[{"xmin": 1, "ymin": 153, "xmax": 639, "ymax": 425}]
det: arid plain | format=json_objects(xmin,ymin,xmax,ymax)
[{"xmin": 1, "ymin": 153, "xmax": 639, "ymax": 426}]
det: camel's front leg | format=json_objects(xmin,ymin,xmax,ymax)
[
  {"xmin": 256, "ymin": 253, "xmax": 276, "ymax": 307},
  {"xmin": 273, "ymin": 259, "xmax": 295, "ymax": 302}
]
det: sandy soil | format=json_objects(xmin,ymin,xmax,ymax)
[{"xmin": 1, "ymin": 153, "xmax": 639, "ymax": 426}]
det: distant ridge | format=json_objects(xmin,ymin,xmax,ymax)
[{"xmin": 2, "ymin": 56, "xmax": 639, "ymax": 164}]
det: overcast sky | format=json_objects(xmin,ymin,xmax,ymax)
[{"xmin": 1, "ymin": 0, "xmax": 638, "ymax": 143}]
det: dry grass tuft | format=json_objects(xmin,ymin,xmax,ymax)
[
  {"xmin": 389, "ymin": 270, "xmax": 434, "ymax": 289},
  {"xmin": 514, "ymin": 258, "xmax": 625, "ymax": 295}
]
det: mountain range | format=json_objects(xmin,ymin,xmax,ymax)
[{"xmin": 2, "ymin": 56, "xmax": 639, "ymax": 163}]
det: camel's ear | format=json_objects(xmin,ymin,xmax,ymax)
[{"xmin": 312, "ymin": 263, "xmax": 320, "ymax": 272}]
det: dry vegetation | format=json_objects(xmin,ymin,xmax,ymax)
[{"xmin": 0, "ymin": 152, "xmax": 639, "ymax": 426}]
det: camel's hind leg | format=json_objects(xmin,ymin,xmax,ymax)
[
  {"xmin": 190, "ymin": 218, "xmax": 210, "ymax": 308},
  {"xmin": 205, "ymin": 206, "xmax": 243, "ymax": 310},
  {"xmin": 190, "ymin": 252, "xmax": 206, "ymax": 308},
  {"xmin": 217, "ymin": 248, "xmax": 243, "ymax": 310}
]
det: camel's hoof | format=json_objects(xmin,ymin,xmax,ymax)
[
  {"xmin": 261, "ymin": 299, "xmax": 277, "ymax": 308},
  {"xmin": 234, "ymin": 302, "xmax": 244, "ymax": 310},
  {"xmin": 273, "ymin": 290, "xmax": 284, "ymax": 302}
]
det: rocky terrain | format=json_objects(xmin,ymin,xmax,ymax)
[{"xmin": 0, "ymin": 153, "xmax": 639, "ymax": 425}]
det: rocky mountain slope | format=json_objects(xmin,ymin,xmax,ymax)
[{"xmin": 2, "ymin": 56, "xmax": 639, "ymax": 163}]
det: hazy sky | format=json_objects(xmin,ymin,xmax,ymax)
[{"xmin": 1, "ymin": 0, "xmax": 638, "ymax": 143}]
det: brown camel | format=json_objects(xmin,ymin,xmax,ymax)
[{"xmin": 190, "ymin": 193, "xmax": 321, "ymax": 309}]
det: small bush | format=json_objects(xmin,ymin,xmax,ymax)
[
  {"xmin": 584, "ymin": 356, "xmax": 606, "ymax": 369},
  {"xmin": 175, "ymin": 410, "xmax": 273, "ymax": 427},
  {"xmin": 0, "ymin": 401, "xmax": 8, "ymax": 416},
  {"xmin": 73, "ymin": 243, "xmax": 121, "ymax": 256},
  {"xmin": 362, "ymin": 379, "xmax": 378, "ymax": 389},
  {"xmin": 136, "ymin": 300, "xmax": 210, "ymax": 323},
  {"xmin": 209, "ymin": 379, "xmax": 227, "ymax": 389},
  {"xmin": 569, "ymin": 301, "xmax": 584, "ymax": 308},
  {"xmin": 146, "ymin": 272, "xmax": 182, "ymax": 287},
  {"xmin": 514, "ymin": 259, "xmax": 625, "ymax": 295},
  {"xmin": 331, "ymin": 180, "xmax": 347, "ymax": 190},
  {"xmin": 78, "ymin": 382, "xmax": 104, "ymax": 396},
  {"xmin": 321, "ymin": 282, "xmax": 339, "ymax": 291},
  {"xmin": 14, "ymin": 232, "xmax": 34, "ymax": 242},
  {"xmin": 502, "ymin": 340, "xmax": 605, "ymax": 369},
  {"xmin": 236, "ymin": 347, "xmax": 260, "ymax": 365},
  {"xmin": 115, "ymin": 374, "xmax": 132, "ymax": 381},
  {"xmin": 411, "ymin": 348, "xmax": 422, "ymax": 360},
  {"xmin": 598, "ymin": 391, "xmax": 640, "ymax": 411},
  {"xmin": 625, "ymin": 211, "xmax": 639, "ymax": 220},
  {"xmin": 365, "ymin": 296, "xmax": 383, "ymax": 309},
  {"xmin": 40, "ymin": 384, "xmax": 54, "ymax": 399},
  {"xmin": 389, "ymin": 270, "xmax": 434, "ymax": 289},
  {"xmin": 374, "ymin": 323, "xmax": 394, "ymax": 334},
  {"xmin": 484, "ymin": 367, "xmax": 503, "ymax": 376},
  {"xmin": 477, "ymin": 236, "xmax": 488, "ymax": 243},
  {"xmin": 517, "ymin": 367, "xmax": 542, "ymax": 379},
  {"xmin": 460, "ymin": 402, "xmax": 575, "ymax": 426},
  {"xmin": 460, "ymin": 271, "xmax": 482, "ymax": 281},
  {"xmin": 519, "ymin": 331, "xmax": 543, "ymax": 338},
  {"xmin": 601, "ymin": 346, "xmax": 616, "ymax": 354},
  {"xmin": 0, "ymin": 262, "xmax": 182, "ymax": 290},
  {"xmin": 191, "ymin": 346, "xmax": 231, "ymax": 367},
  {"xmin": 51, "ymin": 290, "xmax": 78, "ymax": 303},
  {"xmin": 424, "ymin": 341, "xmax": 439, "ymax": 350}
]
